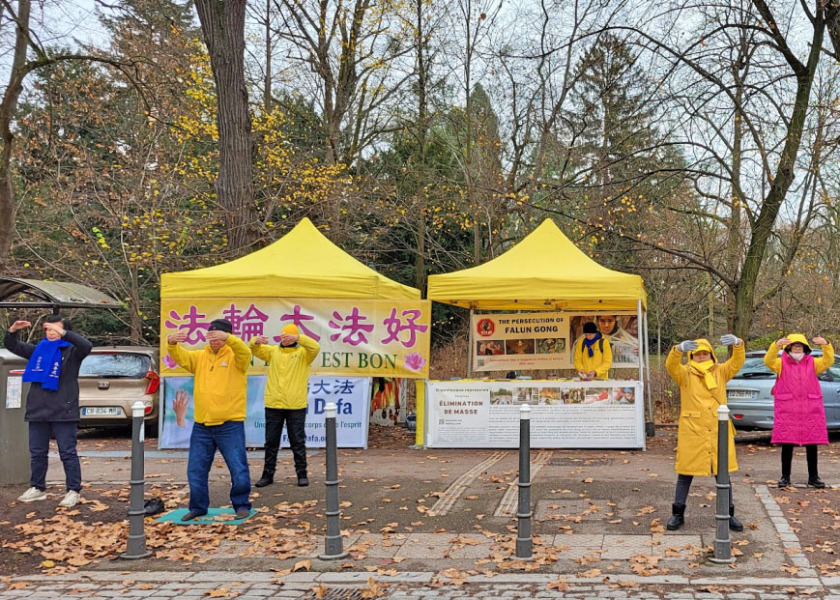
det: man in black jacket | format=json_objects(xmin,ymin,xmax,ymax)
[{"xmin": 4, "ymin": 315, "xmax": 92, "ymax": 507}]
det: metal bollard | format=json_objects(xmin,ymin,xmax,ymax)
[
  {"xmin": 319, "ymin": 402, "xmax": 348, "ymax": 560},
  {"xmin": 515, "ymin": 404, "xmax": 533, "ymax": 560},
  {"xmin": 710, "ymin": 405, "xmax": 734, "ymax": 564},
  {"xmin": 120, "ymin": 401, "xmax": 151, "ymax": 560}
]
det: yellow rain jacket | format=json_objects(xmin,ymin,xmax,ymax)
[
  {"xmin": 573, "ymin": 335, "xmax": 613, "ymax": 380},
  {"xmin": 250, "ymin": 335, "xmax": 320, "ymax": 410},
  {"xmin": 666, "ymin": 339, "xmax": 745, "ymax": 476},
  {"xmin": 167, "ymin": 336, "xmax": 251, "ymax": 426}
]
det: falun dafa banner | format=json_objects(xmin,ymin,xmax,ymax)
[{"xmin": 160, "ymin": 298, "xmax": 431, "ymax": 378}]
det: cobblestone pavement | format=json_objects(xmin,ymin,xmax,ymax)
[{"xmin": 4, "ymin": 571, "xmax": 840, "ymax": 599}]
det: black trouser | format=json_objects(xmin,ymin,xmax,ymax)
[
  {"xmin": 29, "ymin": 421, "xmax": 82, "ymax": 492},
  {"xmin": 263, "ymin": 407, "xmax": 307, "ymax": 477},
  {"xmin": 781, "ymin": 444, "xmax": 819, "ymax": 479},
  {"xmin": 673, "ymin": 474, "xmax": 734, "ymax": 509}
]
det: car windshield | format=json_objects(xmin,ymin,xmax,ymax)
[
  {"xmin": 79, "ymin": 353, "xmax": 151, "ymax": 378},
  {"xmin": 732, "ymin": 357, "xmax": 775, "ymax": 378}
]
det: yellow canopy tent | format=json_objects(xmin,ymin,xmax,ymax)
[
  {"xmin": 162, "ymin": 217, "xmax": 420, "ymax": 300},
  {"xmin": 426, "ymin": 218, "xmax": 645, "ymax": 310},
  {"xmin": 423, "ymin": 218, "xmax": 652, "ymax": 446}
]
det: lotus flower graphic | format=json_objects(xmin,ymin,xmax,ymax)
[
  {"xmin": 403, "ymin": 353, "xmax": 427, "ymax": 372},
  {"xmin": 162, "ymin": 354, "xmax": 177, "ymax": 370}
]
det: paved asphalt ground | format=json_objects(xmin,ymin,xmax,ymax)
[{"xmin": 3, "ymin": 426, "xmax": 840, "ymax": 598}]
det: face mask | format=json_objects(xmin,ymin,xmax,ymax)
[{"xmin": 790, "ymin": 352, "xmax": 804, "ymax": 362}]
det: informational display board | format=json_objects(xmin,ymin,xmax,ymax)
[
  {"xmin": 161, "ymin": 299, "xmax": 431, "ymax": 378},
  {"xmin": 5, "ymin": 376, "xmax": 21, "ymax": 409},
  {"xmin": 472, "ymin": 312, "xmax": 640, "ymax": 372},
  {"xmin": 424, "ymin": 380, "xmax": 644, "ymax": 449},
  {"xmin": 159, "ymin": 375, "xmax": 371, "ymax": 449}
]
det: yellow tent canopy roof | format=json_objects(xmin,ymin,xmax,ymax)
[
  {"xmin": 162, "ymin": 218, "xmax": 420, "ymax": 300},
  {"xmin": 427, "ymin": 219, "xmax": 646, "ymax": 311}
]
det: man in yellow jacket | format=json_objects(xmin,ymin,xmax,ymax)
[
  {"xmin": 665, "ymin": 334, "xmax": 745, "ymax": 532},
  {"xmin": 167, "ymin": 318, "xmax": 252, "ymax": 521},
  {"xmin": 251, "ymin": 323, "xmax": 321, "ymax": 488},
  {"xmin": 573, "ymin": 321, "xmax": 612, "ymax": 380}
]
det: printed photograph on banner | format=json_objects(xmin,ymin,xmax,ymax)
[
  {"xmin": 536, "ymin": 338, "xmax": 565, "ymax": 354},
  {"xmin": 505, "ymin": 338, "xmax": 534, "ymax": 355},
  {"xmin": 610, "ymin": 386, "xmax": 636, "ymax": 404},
  {"xmin": 583, "ymin": 388, "xmax": 611, "ymax": 405},
  {"xmin": 537, "ymin": 387, "xmax": 564, "ymax": 405},
  {"xmin": 489, "ymin": 386, "xmax": 533, "ymax": 405},
  {"xmin": 370, "ymin": 377, "xmax": 403, "ymax": 426},
  {"xmin": 476, "ymin": 339, "xmax": 504, "ymax": 356},
  {"xmin": 569, "ymin": 313, "xmax": 639, "ymax": 368}
]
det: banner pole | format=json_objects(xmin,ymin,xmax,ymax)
[{"xmin": 467, "ymin": 309, "xmax": 474, "ymax": 378}]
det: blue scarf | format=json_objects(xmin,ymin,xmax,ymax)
[
  {"xmin": 582, "ymin": 333, "xmax": 602, "ymax": 358},
  {"xmin": 23, "ymin": 339, "xmax": 71, "ymax": 391}
]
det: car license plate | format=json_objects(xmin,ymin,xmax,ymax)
[
  {"xmin": 81, "ymin": 407, "xmax": 123, "ymax": 416},
  {"xmin": 727, "ymin": 390, "xmax": 756, "ymax": 399}
]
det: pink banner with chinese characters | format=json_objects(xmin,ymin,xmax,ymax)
[{"xmin": 160, "ymin": 298, "xmax": 431, "ymax": 378}]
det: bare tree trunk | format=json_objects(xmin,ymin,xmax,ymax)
[
  {"xmin": 194, "ymin": 0, "xmax": 257, "ymax": 253},
  {"xmin": 0, "ymin": 0, "xmax": 31, "ymax": 265},
  {"xmin": 264, "ymin": 0, "xmax": 272, "ymax": 112}
]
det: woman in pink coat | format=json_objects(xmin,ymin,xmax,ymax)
[{"xmin": 764, "ymin": 333, "xmax": 833, "ymax": 488}]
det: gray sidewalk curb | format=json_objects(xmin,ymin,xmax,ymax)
[{"xmin": 9, "ymin": 570, "xmax": 836, "ymax": 588}]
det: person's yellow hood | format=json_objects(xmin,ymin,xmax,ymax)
[
  {"xmin": 690, "ymin": 338, "xmax": 717, "ymax": 363},
  {"xmin": 784, "ymin": 333, "xmax": 811, "ymax": 354}
]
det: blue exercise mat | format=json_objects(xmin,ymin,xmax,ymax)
[{"xmin": 155, "ymin": 508, "xmax": 255, "ymax": 525}]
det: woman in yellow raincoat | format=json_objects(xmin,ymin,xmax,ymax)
[{"xmin": 665, "ymin": 334, "xmax": 745, "ymax": 531}]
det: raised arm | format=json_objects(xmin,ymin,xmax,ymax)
[
  {"xmin": 166, "ymin": 330, "xmax": 200, "ymax": 374},
  {"xmin": 225, "ymin": 334, "xmax": 252, "ymax": 373},
  {"xmin": 298, "ymin": 334, "xmax": 321, "ymax": 365},
  {"xmin": 63, "ymin": 330, "xmax": 93, "ymax": 359},
  {"xmin": 665, "ymin": 344, "xmax": 690, "ymax": 387},
  {"xmin": 718, "ymin": 335, "xmax": 745, "ymax": 382},
  {"xmin": 812, "ymin": 337, "xmax": 834, "ymax": 375},
  {"xmin": 763, "ymin": 341, "xmax": 783, "ymax": 375},
  {"xmin": 4, "ymin": 321, "xmax": 36, "ymax": 359},
  {"xmin": 249, "ymin": 336, "xmax": 274, "ymax": 363}
]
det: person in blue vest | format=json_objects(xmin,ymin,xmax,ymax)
[{"xmin": 4, "ymin": 316, "xmax": 92, "ymax": 508}]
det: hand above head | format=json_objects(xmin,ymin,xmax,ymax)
[
  {"xmin": 43, "ymin": 321, "xmax": 65, "ymax": 337},
  {"xmin": 253, "ymin": 335, "xmax": 269, "ymax": 345},
  {"xmin": 776, "ymin": 337, "xmax": 791, "ymax": 347},
  {"xmin": 279, "ymin": 333, "xmax": 299, "ymax": 346},
  {"xmin": 167, "ymin": 330, "xmax": 187, "ymax": 345},
  {"xmin": 206, "ymin": 330, "xmax": 229, "ymax": 343},
  {"xmin": 720, "ymin": 334, "xmax": 741, "ymax": 347},
  {"xmin": 813, "ymin": 336, "xmax": 829, "ymax": 346},
  {"xmin": 677, "ymin": 340, "xmax": 699, "ymax": 353},
  {"xmin": 9, "ymin": 320, "xmax": 31, "ymax": 333},
  {"xmin": 173, "ymin": 389, "xmax": 191, "ymax": 428}
]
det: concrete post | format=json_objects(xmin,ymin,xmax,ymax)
[
  {"xmin": 120, "ymin": 401, "xmax": 151, "ymax": 560},
  {"xmin": 515, "ymin": 404, "xmax": 533, "ymax": 560},
  {"xmin": 319, "ymin": 402, "xmax": 348, "ymax": 560},
  {"xmin": 710, "ymin": 405, "xmax": 734, "ymax": 564}
]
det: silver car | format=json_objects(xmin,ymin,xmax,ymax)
[{"xmin": 726, "ymin": 350, "xmax": 840, "ymax": 431}]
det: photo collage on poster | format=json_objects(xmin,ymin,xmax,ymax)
[
  {"xmin": 488, "ymin": 385, "xmax": 636, "ymax": 406},
  {"xmin": 472, "ymin": 312, "xmax": 640, "ymax": 372}
]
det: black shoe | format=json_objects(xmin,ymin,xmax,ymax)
[
  {"xmin": 666, "ymin": 503, "xmax": 685, "ymax": 531},
  {"xmin": 181, "ymin": 510, "xmax": 205, "ymax": 522},
  {"xmin": 728, "ymin": 506, "xmax": 744, "ymax": 532},
  {"xmin": 778, "ymin": 476, "xmax": 791, "ymax": 488},
  {"xmin": 297, "ymin": 476, "xmax": 309, "ymax": 487},
  {"xmin": 807, "ymin": 477, "xmax": 826, "ymax": 489},
  {"xmin": 235, "ymin": 508, "xmax": 251, "ymax": 519},
  {"xmin": 255, "ymin": 475, "xmax": 274, "ymax": 488}
]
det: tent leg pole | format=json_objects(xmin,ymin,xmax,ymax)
[
  {"xmin": 414, "ymin": 380, "xmax": 425, "ymax": 448},
  {"xmin": 642, "ymin": 307, "xmax": 654, "ymax": 438},
  {"xmin": 467, "ymin": 309, "xmax": 474, "ymax": 379}
]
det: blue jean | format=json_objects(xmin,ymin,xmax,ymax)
[
  {"xmin": 29, "ymin": 421, "xmax": 82, "ymax": 492},
  {"xmin": 187, "ymin": 421, "xmax": 251, "ymax": 514}
]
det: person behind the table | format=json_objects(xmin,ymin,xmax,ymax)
[{"xmin": 573, "ymin": 321, "xmax": 612, "ymax": 381}]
